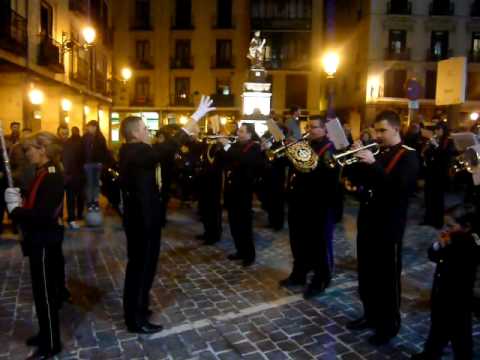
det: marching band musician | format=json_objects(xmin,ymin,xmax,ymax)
[
  {"xmin": 118, "ymin": 96, "xmax": 215, "ymax": 334},
  {"xmin": 344, "ymin": 110, "xmax": 419, "ymax": 345},
  {"xmin": 422, "ymin": 122, "xmax": 455, "ymax": 229},
  {"xmin": 5, "ymin": 132, "xmax": 67, "ymax": 359},
  {"xmin": 279, "ymin": 116, "xmax": 340, "ymax": 299},
  {"xmin": 196, "ymin": 138, "xmax": 224, "ymax": 245},
  {"xmin": 219, "ymin": 123, "xmax": 264, "ymax": 267}
]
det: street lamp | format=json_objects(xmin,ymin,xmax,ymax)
[
  {"xmin": 321, "ymin": 51, "xmax": 340, "ymax": 118},
  {"xmin": 28, "ymin": 88, "xmax": 45, "ymax": 105},
  {"xmin": 121, "ymin": 67, "xmax": 133, "ymax": 83},
  {"xmin": 82, "ymin": 26, "xmax": 96, "ymax": 46},
  {"xmin": 322, "ymin": 52, "xmax": 340, "ymax": 78},
  {"xmin": 470, "ymin": 112, "xmax": 479, "ymax": 121}
]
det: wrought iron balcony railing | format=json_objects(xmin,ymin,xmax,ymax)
[{"xmin": 0, "ymin": 8, "xmax": 27, "ymax": 56}]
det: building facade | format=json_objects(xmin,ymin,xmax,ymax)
[
  {"xmin": 111, "ymin": 0, "xmax": 324, "ymax": 142},
  {"xmin": 0, "ymin": 0, "xmax": 112, "ymax": 135},
  {"xmin": 332, "ymin": 0, "xmax": 480, "ymax": 129}
]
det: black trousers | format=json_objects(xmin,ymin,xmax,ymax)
[
  {"xmin": 287, "ymin": 201, "xmax": 332, "ymax": 284},
  {"xmin": 357, "ymin": 209, "xmax": 403, "ymax": 337},
  {"xmin": 226, "ymin": 192, "xmax": 254, "ymax": 261},
  {"xmin": 423, "ymin": 297, "xmax": 473, "ymax": 359},
  {"xmin": 424, "ymin": 176, "xmax": 445, "ymax": 229},
  {"xmin": 29, "ymin": 245, "xmax": 62, "ymax": 351},
  {"xmin": 123, "ymin": 224, "xmax": 161, "ymax": 328},
  {"xmin": 65, "ymin": 182, "xmax": 84, "ymax": 222}
]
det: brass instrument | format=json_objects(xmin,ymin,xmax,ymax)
[
  {"xmin": 332, "ymin": 143, "xmax": 380, "ymax": 167},
  {"xmin": 266, "ymin": 133, "xmax": 318, "ymax": 173},
  {"xmin": 452, "ymin": 144, "xmax": 480, "ymax": 174},
  {"xmin": 200, "ymin": 135, "xmax": 238, "ymax": 144}
]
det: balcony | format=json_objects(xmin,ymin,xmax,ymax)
[
  {"xmin": 212, "ymin": 15, "xmax": 235, "ymax": 29},
  {"xmin": 171, "ymin": 16, "xmax": 195, "ymax": 30},
  {"xmin": 131, "ymin": 96, "xmax": 153, "ymax": 107},
  {"xmin": 429, "ymin": 1, "xmax": 454, "ymax": 16},
  {"xmin": 132, "ymin": 56, "xmax": 155, "ymax": 70},
  {"xmin": 95, "ymin": 72, "xmax": 107, "ymax": 95},
  {"xmin": 0, "ymin": 9, "xmax": 27, "ymax": 56},
  {"xmin": 69, "ymin": 0, "xmax": 88, "ymax": 15},
  {"xmin": 211, "ymin": 94, "xmax": 235, "ymax": 107},
  {"xmin": 250, "ymin": 17, "xmax": 311, "ymax": 31},
  {"xmin": 170, "ymin": 57, "xmax": 194, "ymax": 69},
  {"xmin": 472, "ymin": 2, "xmax": 480, "ymax": 17},
  {"xmin": 37, "ymin": 35, "xmax": 64, "ymax": 73},
  {"xmin": 170, "ymin": 94, "xmax": 193, "ymax": 107},
  {"xmin": 265, "ymin": 56, "xmax": 311, "ymax": 70},
  {"xmin": 469, "ymin": 51, "xmax": 480, "ymax": 63},
  {"xmin": 211, "ymin": 56, "xmax": 234, "ymax": 69},
  {"xmin": 130, "ymin": 19, "xmax": 153, "ymax": 31},
  {"xmin": 71, "ymin": 57, "xmax": 89, "ymax": 85},
  {"xmin": 426, "ymin": 48, "xmax": 452, "ymax": 61},
  {"xmin": 385, "ymin": 48, "xmax": 411, "ymax": 60},
  {"xmin": 387, "ymin": 1, "xmax": 412, "ymax": 15}
]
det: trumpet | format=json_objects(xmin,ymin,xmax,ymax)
[
  {"xmin": 332, "ymin": 142, "xmax": 380, "ymax": 167},
  {"xmin": 200, "ymin": 135, "xmax": 238, "ymax": 144}
]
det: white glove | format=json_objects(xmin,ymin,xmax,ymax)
[
  {"xmin": 5, "ymin": 187, "xmax": 21, "ymax": 213},
  {"xmin": 191, "ymin": 95, "xmax": 216, "ymax": 122}
]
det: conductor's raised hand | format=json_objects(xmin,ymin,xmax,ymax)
[
  {"xmin": 5, "ymin": 187, "xmax": 21, "ymax": 213},
  {"xmin": 191, "ymin": 95, "xmax": 216, "ymax": 122}
]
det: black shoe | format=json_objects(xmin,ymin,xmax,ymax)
[
  {"xmin": 303, "ymin": 284, "xmax": 327, "ymax": 299},
  {"xmin": 62, "ymin": 288, "xmax": 73, "ymax": 304},
  {"xmin": 127, "ymin": 321, "xmax": 164, "ymax": 334},
  {"xmin": 346, "ymin": 317, "xmax": 371, "ymax": 331},
  {"xmin": 242, "ymin": 258, "xmax": 255, "ymax": 267},
  {"xmin": 227, "ymin": 253, "xmax": 242, "ymax": 261},
  {"xmin": 26, "ymin": 346, "xmax": 62, "ymax": 360},
  {"xmin": 25, "ymin": 333, "xmax": 41, "ymax": 347},
  {"xmin": 368, "ymin": 333, "xmax": 394, "ymax": 346},
  {"xmin": 278, "ymin": 276, "xmax": 306, "ymax": 288}
]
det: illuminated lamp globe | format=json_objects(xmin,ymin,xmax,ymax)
[
  {"xmin": 322, "ymin": 52, "xmax": 340, "ymax": 78},
  {"xmin": 28, "ymin": 89, "xmax": 45, "ymax": 105},
  {"xmin": 82, "ymin": 26, "xmax": 96, "ymax": 45},
  {"xmin": 121, "ymin": 67, "xmax": 132, "ymax": 82},
  {"xmin": 470, "ymin": 112, "xmax": 479, "ymax": 121},
  {"xmin": 61, "ymin": 98, "xmax": 72, "ymax": 112}
]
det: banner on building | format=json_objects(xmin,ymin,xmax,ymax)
[{"xmin": 435, "ymin": 57, "xmax": 467, "ymax": 106}]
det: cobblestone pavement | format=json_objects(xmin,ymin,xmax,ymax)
[{"xmin": 0, "ymin": 195, "xmax": 478, "ymax": 359}]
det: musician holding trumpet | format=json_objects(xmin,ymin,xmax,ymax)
[{"xmin": 344, "ymin": 110, "xmax": 419, "ymax": 346}]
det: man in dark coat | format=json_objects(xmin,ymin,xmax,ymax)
[
  {"xmin": 345, "ymin": 110, "xmax": 419, "ymax": 345},
  {"xmin": 280, "ymin": 116, "xmax": 340, "ymax": 299},
  {"xmin": 119, "ymin": 96, "xmax": 215, "ymax": 333}
]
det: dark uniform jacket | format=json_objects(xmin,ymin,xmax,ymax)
[{"xmin": 11, "ymin": 162, "xmax": 64, "ymax": 253}]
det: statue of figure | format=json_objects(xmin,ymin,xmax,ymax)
[{"xmin": 247, "ymin": 31, "xmax": 266, "ymax": 69}]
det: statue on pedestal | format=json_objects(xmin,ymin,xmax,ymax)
[{"xmin": 247, "ymin": 31, "xmax": 266, "ymax": 69}]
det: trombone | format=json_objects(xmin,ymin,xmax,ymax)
[{"xmin": 332, "ymin": 143, "xmax": 380, "ymax": 167}]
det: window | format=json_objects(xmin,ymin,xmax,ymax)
[
  {"xmin": 216, "ymin": 78, "xmax": 232, "ymax": 95},
  {"xmin": 216, "ymin": 40, "xmax": 232, "ymax": 67},
  {"xmin": 389, "ymin": 30, "xmax": 406, "ymax": 54},
  {"xmin": 425, "ymin": 70, "xmax": 437, "ymax": 99},
  {"xmin": 135, "ymin": 77, "xmax": 150, "ymax": 101},
  {"xmin": 40, "ymin": 1, "xmax": 53, "ymax": 37},
  {"xmin": 175, "ymin": 77, "xmax": 190, "ymax": 105},
  {"xmin": 285, "ymin": 74, "xmax": 307, "ymax": 109},
  {"xmin": 174, "ymin": 0, "xmax": 192, "ymax": 28},
  {"xmin": 251, "ymin": 0, "xmax": 312, "ymax": 19},
  {"xmin": 134, "ymin": 0, "xmax": 151, "ymax": 29},
  {"xmin": 467, "ymin": 72, "xmax": 480, "ymax": 101},
  {"xmin": 472, "ymin": 32, "xmax": 480, "ymax": 61},
  {"xmin": 217, "ymin": 0, "xmax": 232, "ymax": 28},
  {"xmin": 136, "ymin": 40, "xmax": 150, "ymax": 62},
  {"xmin": 384, "ymin": 69, "xmax": 406, "ymax": 98},
  {"xmin": 174, "ymin": 39, "xmax": 191, "ymax": 67},
  {"xmin": 430, "ymin": 31, "xmax": 449, "ymax": 60},
  {"xmin": 265, "ymin": 32, "xmax": 310, "ymax": 69}
]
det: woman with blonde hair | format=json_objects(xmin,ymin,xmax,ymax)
[{"xmin": 5, "ymin": 131, "xmax": 66, "ymax": 359}]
